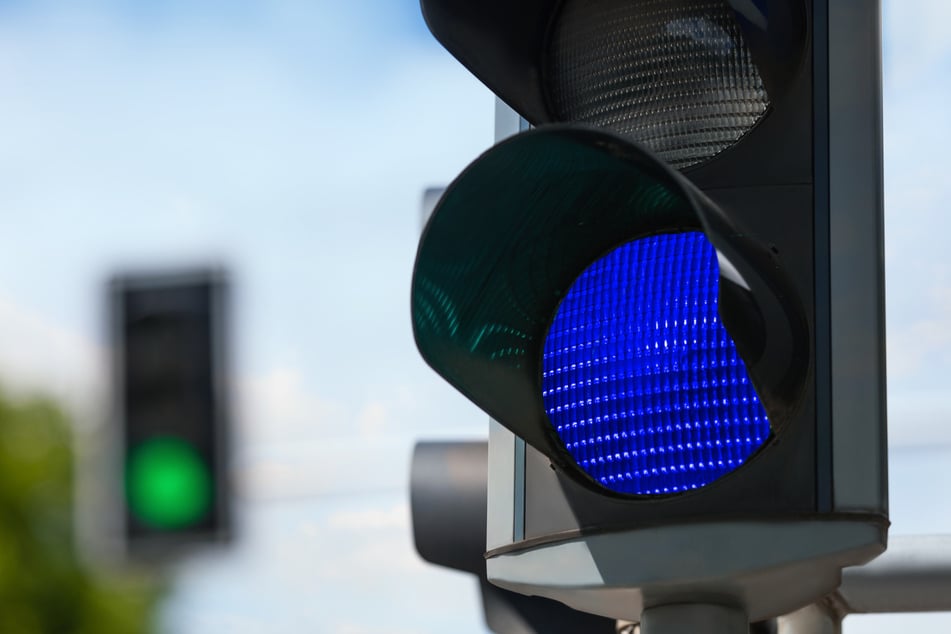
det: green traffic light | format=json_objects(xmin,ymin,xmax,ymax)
[{"xmin": 126, "ymin": 437, "xmax": 212, "ymax": 530}]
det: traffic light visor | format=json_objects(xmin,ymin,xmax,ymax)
[{"xmin": 411, "ymin": 126, "xmax": 806, "ymax": 493}]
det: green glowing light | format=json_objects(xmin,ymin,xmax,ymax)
[{"xmin": 126, "ymin": 437, "xmax": 212, "ymax": 530}]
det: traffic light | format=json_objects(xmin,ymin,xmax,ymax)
[
  {"xmin": 412, "ymin": 0, "xmax": 886, "ymax": 624},
  {"xmin": 411, "ymin": 442, "xmax": 617, "ymax": 634},
  {"xmin": 111, "ymin": 270, "xmax": 231, "ymax": 556}
]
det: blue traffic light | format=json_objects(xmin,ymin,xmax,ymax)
[
  {"xmin": 415, "ymin": 0, "xmax": 887, "ymax": 622},
  {"xmin": 542, "ymin": 232, "xmax": 770, "ymax": 495}
]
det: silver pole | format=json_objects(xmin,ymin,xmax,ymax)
[
  {"xmin": 641, "ymin": 604, "xmax": 748, "ymax": 634},
  {"xmin": 836, "ymin": 535, "xmax": 951, "ymax": 613}
]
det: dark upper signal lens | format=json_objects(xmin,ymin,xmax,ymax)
[{"xmin": 547, "ymin": 0, "xmax": 770, "ymax": 169}]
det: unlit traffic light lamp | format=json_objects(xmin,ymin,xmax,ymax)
[
  {"xmin": 113, "ymin": 270, "xmax": 231, "ymax": 556},
  {"xmin": 412, "ymin": 0, "xmax": 887, "ymax": 626}
]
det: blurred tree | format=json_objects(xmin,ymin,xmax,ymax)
[{"xmin": 0, "ymin": 390, "xmax": 159, "ymax": 633}]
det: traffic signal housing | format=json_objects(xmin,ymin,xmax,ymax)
[
  {"xmin": 111, "ymin": 270, "xmax": 231, "ymax": 556},
  {"xmin": 411, "ymin": 441, "xmax": 617, "ymax": 634},
  {"xmin": 412, "ymin": 0, "xmax": 886, "ymax": 623}
]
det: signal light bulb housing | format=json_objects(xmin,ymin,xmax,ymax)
[
  {"xmin": 542, "ymin": 232, "xmax": 771, "ymax": 495},
  {"xmin": 548, "ymin": 0, "xmax": 771, "ymax": 169}
]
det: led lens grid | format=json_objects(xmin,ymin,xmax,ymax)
[{"xmin": 541, "ymin": 232, "xmax": 770, "ymax": 495}]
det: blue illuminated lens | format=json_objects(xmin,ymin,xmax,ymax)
[{"xmin": 541, "ymin": 232, "xmax": 770, "ymax": 495}]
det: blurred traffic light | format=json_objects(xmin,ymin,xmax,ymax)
[
  {"xmin": 112, "ymin": 270, "xmax": 230, "ymax": 556},
  {"xmin": 411, "ymin": 442, "xmax": 617, "ymax": 634}
]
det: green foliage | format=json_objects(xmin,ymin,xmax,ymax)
[{"xmin": 0, "ymin": 391, "xmax": 160, "ymax": 633}]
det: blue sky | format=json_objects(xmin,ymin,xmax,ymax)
[{"xmin": 0, "ymin": 1, "xmax": 949, "ymax": 633}]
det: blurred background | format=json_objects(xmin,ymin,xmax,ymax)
[{"xmin": 0, "ymin": 0, "xmax": 948, "ymax": 632}]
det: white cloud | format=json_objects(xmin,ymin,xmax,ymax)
[
  {"xmin": 886, "ymin": 285, "xmax": 951, "ymax": 381},
  {"xmin": 235, "ymin": 434, "xmax": 416, "ymax": 501},
  {"xmin": 881, "ymin": 0, "xmax": 951, "ymax": 454},
  {"xmin": 320, "ymin": 531, "xmax": 425, "ymax": 581},
  {"xmin": 233, "ymin": 362, "xmax": 484, "ymax": 501},
  {"xmin": 333, "ymin": 624, "xmax": 419, "ymax": 634},
  {"xmin": 356, "ymin": 401, "xmax": 388, "ymax": 438},
  {"xmin": 272, "ymin": 502, "xmax": 423, "ymax": 583},
  {"xmin": 326, "ymin": 502, "xmax": 409, "ymax": 532},
  {"xmin": 884, "ymin": 0, "xmax": 951, "ymax": 95},
  {"xmin": 162, "ymin": 494, "xmax": 485, "ymax": 634},
  {"xmin": 888, "ymin": 390, "xmax": 951, "ymax": 448},
  {"xmin": 0, "ymin": 291, "xmax": 104, "ymax": 424},
  {"xmin": 239, "ymin": 367, "xmax": 348, "ymax": 443}
]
